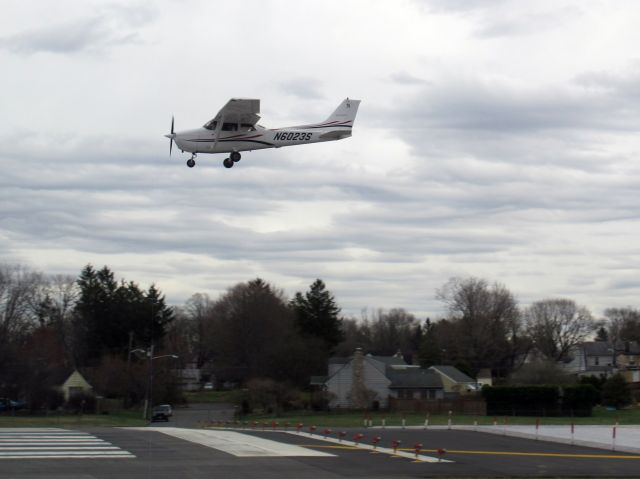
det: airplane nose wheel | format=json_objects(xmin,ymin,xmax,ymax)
[
  {"xmin": 187, "ymin": 158, "xmax": 196, "ymax": 168},
  {"xmin": 223, "ymin": 158, "xmax": 234, "ymax": 168},
  {"xmin": 230, "ymin": 151, "xmax": 241, "ymax": 162}
]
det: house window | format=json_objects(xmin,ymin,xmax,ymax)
[
  {"xmin": 594, "ymin": 357, "xmax": 599, "ymax": 366},
  {"xmin": 420, "ymin": 390, "xmax": 427, "ymax": 400}
]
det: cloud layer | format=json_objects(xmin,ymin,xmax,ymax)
[{"xmin": 1, "ymin": 0, "xmax": 639, "ymax": 318}]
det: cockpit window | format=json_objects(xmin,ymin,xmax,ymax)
[
  {"xmin": 221, "ymin": 122, "xmax": 238, "ymax": 131},
  {"xmin": 240, "ymin": 123, "xmax": 256, "ymax": 132},
  {"xmin": 203, "ymin": 120, "xmax": 217, "ymax": 130}
]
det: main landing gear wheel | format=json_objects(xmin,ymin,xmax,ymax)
[
  {"xmin": 187, "ymin": 158, "xmax": 196, "ymax": 168},
  {"xmin": 223, "ymin": 158, "xmax": 234, "ymax": 168},
  {"xmin": 230, "ymin": 151, "xmax": 241, "ymax": 162}
]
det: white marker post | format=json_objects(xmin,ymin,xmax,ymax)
[{"xmin": 570, "ymin": 422, "xmax": 575, "ymax": 446}]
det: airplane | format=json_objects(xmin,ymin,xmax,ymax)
[{"xmin": 165, "ymin": 98, "xmax": 360, "ymax": 168}]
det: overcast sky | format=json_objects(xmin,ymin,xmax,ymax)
[{"xmin": 1, "ymin": 0, "xmax": 639, "ymax": 318}]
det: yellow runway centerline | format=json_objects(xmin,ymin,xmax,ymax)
[
  {"xmin": 397, "ymin": 448, "xmax": 640, "ymax": 460},
  {"xmin": 301, "ymin": 444, "xmax": 640, "ymax": 460}
]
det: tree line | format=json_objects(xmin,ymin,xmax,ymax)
[{"xmin": 1, "ymin": 262, "xmax": 639, "ymax": 409}]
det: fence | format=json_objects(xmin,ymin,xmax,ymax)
[{"xmin": 388, "ymin": 397, "xmax": 486, "ymax": 415}]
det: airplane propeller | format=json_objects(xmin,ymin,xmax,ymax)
[{"xmin": 165, "ymin": 116, "xmax": 175, "ymax": 155}]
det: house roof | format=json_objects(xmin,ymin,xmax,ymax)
[
  {"xmin": 328, "ymin": 356, "xmax": 351, "ymax": 365},
  {"xmin": 310, "ymin": 376, "xmax": 327, "ymax": 385},
  {"xmin": 614, "ymin": 340, "xmax": 640, "ymax": 355},
  {"xmin": 387, "ymin": 369, "xmax": 442, "ymax": 389},
  {"xmin": 583, "ymin": 342, "xmax": 615, "ymax": 356},
  {"xmin": 367, "ymin": 354, "xmax": 407, "ymax": 366},
  {"xmin": 429, "ymin": 365, "xmax": 475, "ymax": 383}
]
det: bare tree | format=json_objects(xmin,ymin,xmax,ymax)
[
  {"xmin": 605, "ymin": 307, "xmax": 640, "ymax": 343},
  {"xmin": 525, "ymin": 298, "xmax": 597, "ymax": 361},
  {"xmin": 182, "ymin": 293, "xmax": 216, "ymax": 368},
  {"xmin": 0, "ymin": 263, "xmax": 43, "ymax": 339},
  {"xmin": 435, "ymin": 277, "xmax": 526, "ymax": 377},
  {"xmin": 35, "ymin": 274, "xmax": 79, "ymax": 363},
  {"xmin": 368, "ymin": 308, "xmax": 419, "ymax": 357}
]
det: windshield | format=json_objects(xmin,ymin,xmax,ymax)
[{"xmin": 203, "ymin": 120, "xmax": 217, "ymax": 130}]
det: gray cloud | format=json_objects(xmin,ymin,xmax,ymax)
[
  {"xmin": 420, "ymin": 0, "xmax": 508, "ymax": 13},
  {"xmin": 1, "ymin": 0, "xmax": 639, "ymax": 318},
  {"xmin": 389, "ymin": 72, "xmax": 431, "ymax": 85},
  {"xmin": 475, "ymin": 7, "xmax": 582, "ymax": 38},
  {"xmin": 279, "ymin": 78, "xmax": 325, "ymax": 100},
  {"xmin": 0, "ymin": 4, "xmax": 156, "ymax": 55}
]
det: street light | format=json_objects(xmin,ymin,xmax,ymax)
[{"xmin": 131, "ymin": 346, "xmax": 179, "ymax": 420}]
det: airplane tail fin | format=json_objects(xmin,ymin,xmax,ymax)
[{"xmin": 321, "ymin": 98, "xmax": 361, "ymax": 128}]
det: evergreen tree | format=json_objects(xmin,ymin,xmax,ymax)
[
  {"xmin": 73, "ymin": 265, "xmax": 174, "ymax": 363},
  {"xmin": 291, "ymin": 279, "xmax": 343, "ymax": 352},
  {"xmin": 595, "ymin": 326, "xmax": 609, "ymax": 342},
  {"xmin": 418, "ymin": 318, "xmax": 443, "ymax": 367}
]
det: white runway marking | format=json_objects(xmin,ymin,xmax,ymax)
[
  {"xmin": 0, "ymin": 428, "xmax": 135, "ymax": 459},
  {"xmin": 131, "ymin": 427, "xmax": 335, "ymax": 457}
]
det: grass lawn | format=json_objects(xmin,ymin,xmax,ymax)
[
  {"xmin": 240, "ymin": 406, "xmax": 640, "ymax": 428},
  {"xmin": 0, "ymin": 411, "xmax": 148, "ymax": 428}
]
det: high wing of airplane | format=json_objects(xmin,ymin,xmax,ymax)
[{"xmin": 165, "ymin": 98, "xmax": 360, "ymax": 168}]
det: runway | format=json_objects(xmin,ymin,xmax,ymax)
[{"xmin": 0, "ymin": 426, "xmax": 639, "ymax": 478}]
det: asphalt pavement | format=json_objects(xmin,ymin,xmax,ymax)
[{"xmin": 2, "ymin": 424, "xmax": 640, "ymax": 478}]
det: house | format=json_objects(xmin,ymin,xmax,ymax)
[
  {"xmin": 429, "ymin": 365, "xmax": 477, "ymax": 395},
  {"xmin": 316, "ymin": 349, "xmax": 445, "ymax": 409},
  {"xmin": 175, "ymin": 363, "xmax": 202, "ymax": 391},
  {"xmin": 615, "ymin": 341, "xmax": 640, "ymax": 393},
  {"xmin": 60, "ymin": 370, "xmax": 93, "ymax": 401},
  {"xmin": 561, "ymin": 341, "xmax": 616, "ymax": 377},
  {"xmin": 615, "ymin": 341, "xmax": 640, "ymax": 370},
  {"xmin": 387, "ymin": 368, "xmax": 444, "ymax": 400}
]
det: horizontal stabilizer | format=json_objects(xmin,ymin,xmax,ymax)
[{"xmin": 319, "ymin": 130, "xmax": 352, "ymax": 140}]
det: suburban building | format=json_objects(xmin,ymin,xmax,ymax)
[
  {"xmin": 428, "ymin": 365, "xmax": 477, "ymax": 395},
  {"xmin": 561, "ymin": 341, "xmax": 616, "ymax": 377},
  {"xmin": 59, "ymin": 370, "xmax": 93, "ymax": 401},
  {"xmin": 315, "ymin": 349, "xmax": 460, "ymax": 409}
]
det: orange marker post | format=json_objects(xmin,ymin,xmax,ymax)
[
  {"xmin": 372, "ymin": 436, "xmax": 381, "ymax": 451},
  {"xmin": 392, "ymin": 439, "xmax": 401, "ymax": 455},
  {"xmin": 414, "ymin": 443, "xmax": 423, "ymax": 459}
]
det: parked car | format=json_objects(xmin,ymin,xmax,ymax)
[
  {"xmin": 151, "ymin": 404, "xmax": 172, "ymax": 422},
  {"xmin": 158, "ymin": 404, "xmax": 172, "ymax": 416},
  {"xmin": 0, "ymin": 398, "xmax": 26, "ymax": 412}
]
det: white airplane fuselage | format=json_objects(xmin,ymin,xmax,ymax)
[
  {"xmin": 167, "ymin": 98, "xmax": 360, "ymax": 168},
  {"xmin": 173, "ymin": 124, "xmax": 349, "ymax": 155}
]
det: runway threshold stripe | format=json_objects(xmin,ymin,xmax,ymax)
[
  {"xmin": 0, "ymin": 442, "xmax": 107, "ymax": 446},
  {"xmin": 0, "ymin": 446, "xmax": 120, "ymax": 450},
  {"xmin": 397, "ymin": 448, "xmax": 640, "ymax": 460},
  {"xmin": 0, "ymin": 455, "xmax": 134, "ymax": 459}
]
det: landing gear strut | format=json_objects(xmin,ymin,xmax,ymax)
[{"xmin": 186, "ymin": 153, "xmax": 197, "ymax": 168}]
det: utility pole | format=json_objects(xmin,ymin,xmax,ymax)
[{"xmin": 143, "ymin": 343, "xmax": 154, "ymax": 420}]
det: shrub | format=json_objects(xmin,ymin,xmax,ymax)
[
  {"xmin": 601, "ymin": 374, "xmax": 632, "ymax": 409},
  {"xmin": 562, "ymin": 384, "xmax": 599, "ymax": 416},
  {"xmin": 483, "ymin": 386, "xmax": 559, "ymax": 416},
  {"xmin": 66, "ymin": 392, "xmax": 96, "ymax": 413}
]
